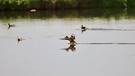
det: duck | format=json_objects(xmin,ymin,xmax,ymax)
[
  {"xmin": 17, "ymin": 37, "xmax": 24, "ymax": 43},
  {"xmin": 60, "ymin": 34, "xmax": 76, "ymax": 44},
  {"xmin": 81, "ymin": 25, "xmax": 86, "ymax": 30},
  {"xmin": 8, "ymin": 23, "xmax": 15, "ymax": 29}
]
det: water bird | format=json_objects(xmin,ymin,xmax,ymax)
[
  {"xmin": 17, "ymin": 37, "xmax": 24, "ymax": 43},
  {"xmin": 81, "ymin": 25, "xmax": 90, "ymax": 33},
  {"xmin": 81, "ymin": 25, "xmax": 87, "ymax": 30},
  {"xmin": 60, "ymin": 34, "xmax": 76, "ymax": 44},
  {"xmin": 8, "ymin": 23, "xmax": 15, "ymax": 29}
]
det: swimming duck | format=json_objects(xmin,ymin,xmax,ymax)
[
  {"xmin": 81, "ymin": 25, "xmax": 86, "ymax": 30},
  {"xmin": 8, "ymin": 23, "xmax": 15, "ymax": 29},
  {"xmin": 17, "ymin": 37, "xmax": 24, "ymax": 43},
  {"xmin": 60, "ymin": 34, "xmax": 76, "ymax": 44},
  {"xmin": 70, "ymin": 34, "xmax": 75, "ymax": 40}
]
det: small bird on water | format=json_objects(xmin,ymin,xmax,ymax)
[
  {"xmin": 17, "ymin": 37, "xmax": 25, "ymax": 43},
  {"xmin": 81, "ymin": 25, "xmax": 87, "ymax": 30},
  {"xmin": 60, "ymin": 34, "xmax": 76, "ymax": 52},
  {"xmin": 8, "ymin": 23, "xmax": 16, "ymax": 29},
  {"xmin": 60, "ymin": 34, "xmax": 76, "ymax": 45},
  {"xmin": 81, "ymin": 25, "xmax": 90, "ymax": 33}
]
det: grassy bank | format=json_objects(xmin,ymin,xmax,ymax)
[
  {"xmin": 1, "ymin": 8, "xmax": 135, "ymax": 20},
  {"xmin": 0, "ymin": 0, "xmax": 135, "ymax": 11}
]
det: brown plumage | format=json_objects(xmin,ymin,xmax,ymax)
[
  {"xmin": 17, "ymin": 37, "xmax": 24, "ymax": 43},
  {"xmin": 60, "ymin": 34, "xmax": 76, "ymax": 44}
]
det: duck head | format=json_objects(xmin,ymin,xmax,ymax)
[{"xmin": 60, "ymin": 34, "xmax": 76, "ymax": 43}]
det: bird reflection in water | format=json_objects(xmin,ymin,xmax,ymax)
[
  {"xmin": 60, "ymin": 34, "xmax": 77, "ymax": 52},
  {"xmin": 61, "ymin": 43, "xmax": 76, "ymax": 52},
  {"xmin": 81, "ymin": 29, "xmax": 86, "ymax": 33}
]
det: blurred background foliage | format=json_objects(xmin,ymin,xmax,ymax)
[{"xmin": 0, "ymin": 0, "xmax": 134, "ymax": 10}]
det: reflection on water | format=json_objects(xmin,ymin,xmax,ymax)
[
  {"xmin": 61, "ymin": 42, "xmax": 135, "ymax": 52},
  {"xmin": 77, "ymin": 42, "xmax": 135, "ymax": 45},
  {"xmin": 61, "ymin": 44, "xmax": 76, "ymax": 52},
  {"xmin": 79, "ymin": 28, "xmax": 135, "ymax": 32},
  {"xmin": 79, "ymin": 27, "xmax": 135, "ymax": 33},
  {"xmin": 0, "ymin": 8, "xmax": 135, "ymax": 20}
]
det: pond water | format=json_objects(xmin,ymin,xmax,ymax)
[{"xmin": 0, "ymin": 9, "xmax": 135, "ymax": 76}]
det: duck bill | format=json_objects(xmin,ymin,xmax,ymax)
[{"xmin": 59, "ymin": 38, "xmax": 67, "ymax": 40}]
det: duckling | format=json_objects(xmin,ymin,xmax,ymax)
[
  {"xmin": 60, "ymin": 34, "xmax": 76, "ymax": 44},
  {"xmin": 81, "ymin": 25, "xmax": 90, "ymax": 33},
  {"xmin": 81, "ymin": 25, "xmax": 86, "ymax": 30},
  {"xmin": 70, "ymin": 34, "xmax": 75, "ymax": 40},
  {"xmin": 8, "ymin": 23, "xmax": 15, "ymax": 29},
  {"xmin": 17, "ymin": 37, "xmax": 24, "ymax": 43},
  {"xmin": 64, "ymin": 36, "xmax": 69, "ymax": 40},
  {"xmin": 68, "ymin": 34, "xmax": 76, "ymax": 43}
]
